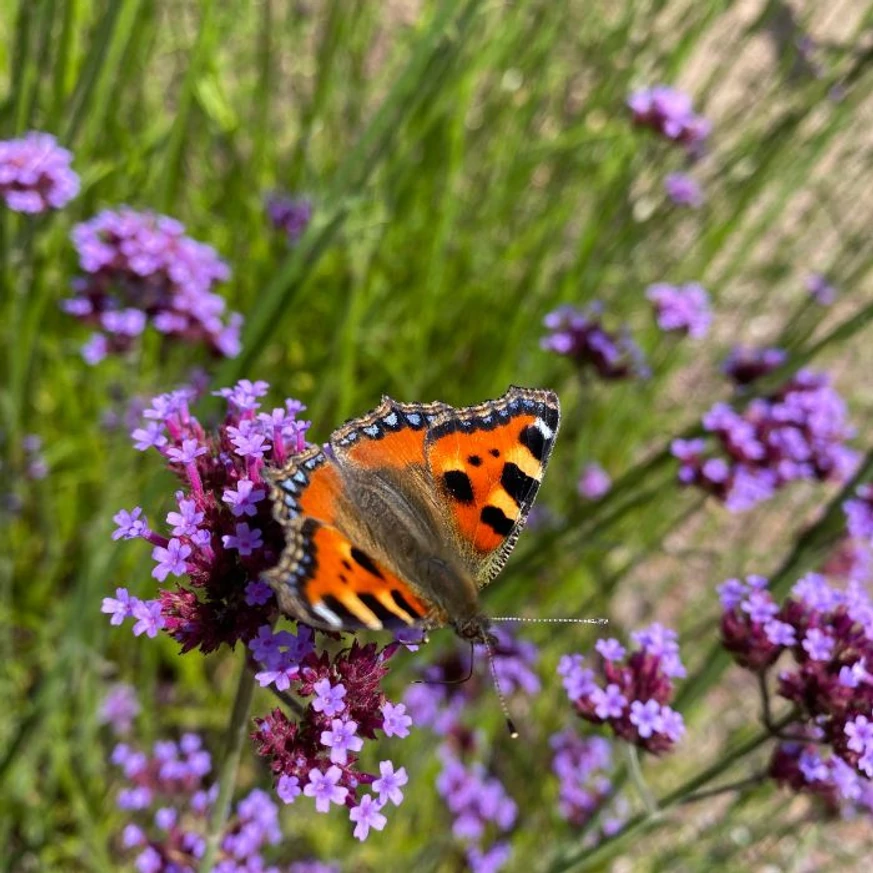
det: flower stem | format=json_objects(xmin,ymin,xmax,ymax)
[
  {"xmin": 198, "ymin": 658, "xmax": 256, "ymax": 873},
  {"xmin": 625, "ymin": 743, "xmax": 658, "ymax": 816}
]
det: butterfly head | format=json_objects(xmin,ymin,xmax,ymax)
[{"xmin": 452, "ymin": 614, "xmax": 497, "ymax": 648}]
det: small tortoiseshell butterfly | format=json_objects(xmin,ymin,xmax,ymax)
[{"xmin": 263, "ymin": 386, "xmax": 560, "ymax": 646}]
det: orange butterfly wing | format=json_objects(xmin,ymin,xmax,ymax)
[
  {"xmin": 265, "ymin": 387, "xmax": 559, "ymax": 631},
  {"xmin": 424, "ymin": 386, "xmax": 560, "ymax": 586}
]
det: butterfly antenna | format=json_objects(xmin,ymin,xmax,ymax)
[
  {"xmin": 491, "ymin": 616, "xmax": 609, "ymax": 627},
  {"xmin": 482, "ymin": 635, "xmax": 519, "ymax": 739}
]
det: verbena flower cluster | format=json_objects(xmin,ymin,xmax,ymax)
[
  {"xmin": 541, "ymin": 303, "xmax": 649, "ymax": 380},
  {"xmin": 103, "ymin": 379, "xmax": 309, "ymax": 652},
  {"xmin": 719, "ymin": 572, "xmax": 873, "ymax": 813},
  {"xmin": 436, "ymin": 749, "xmax": 515, "ymax": 873},
  {"xmin": 550, "ymin": 729, "xmax": 619, "ymax": 831},
  {"xmin": 265, "ymin": 193, "xmax": 313, "ymax": 243},
  {"xmin": 560, "ymin": 624, "xmax": 686, "ymax": 754},
  {"xmin": 110, "ymin": 731, "xmax": 337, "ymax": 872},
  {"xmin": 664, "ymin": 172, "xmax": 704, "ymax": 207},
  {"xmin": 99, "ymin": 682, "xmax": 141, "ymax": 736},
  {"xmin": 627, "ymin": 85, "xmax": 711, "ymax": 150},
  {"xmin": 646, "ymin": 282, "xmax": 711, "ymax": 339},
  {"xmin": 64, "ymin": 208, "xmax": 241, "ymax": 364},
  {"xmin": 251, "ymin": 632, "xmax": 412, "ymax": 841},
  {"xmin": 672, "ymin": 368, "xmax": 857, "ymax": 512},
  {"xmin": 0, "ymin": 132, "xmax": 80, "ymax": 213}
]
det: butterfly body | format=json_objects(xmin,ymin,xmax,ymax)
[{"xmin": 263, "ymin": 386, "xmax": 560, "ymax": 643}]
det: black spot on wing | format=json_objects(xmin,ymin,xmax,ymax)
[
  {"xmin": 480, "ymin": 505, "xmax": 514, "ymax": 537},
  {"xmin": 350, "ymin": 547, "xmax": 384, "ymax": 579},
  {"xmin": 489, "ymin": 448, "xmax": 500, "ymax": 458},
  {"xmin": 519, "ymin": 424, "xmax": 547, "ymax": 462},
  {"xmin": 359, "ymin": 593, "xmax": 405, "ymax": 628},
  {"xmin": 468, "ymin": 454, "xmax": 482, "ymax": 467},
  {"xmin": 443, "ymin": 470, "xmax": 475, "ymax": 504},
  {"xmin": 501, "ymin": 462, "xmax": 539, "ymax": 507},
  {"xmin": 321, "ymin": 595, "xmax": 366, "ymax": 629}
]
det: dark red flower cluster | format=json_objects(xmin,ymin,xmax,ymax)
[
  {"xmin": 720, "ymin": 572, "xmax": 873, "ymax": 805},
  {"xmin": 540, "ymin": 304, "xmax": 649, "ymax": 381},
  {"xmin": 626, "ymin": 85, "xmax": 711, "ymax": 150},
  {"xmin": 251, "ymin": 639, "xmax": 412, "ymax": 838}
]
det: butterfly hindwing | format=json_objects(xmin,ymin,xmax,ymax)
[
  {"xmin": 263, "ymin": 516, "xmax": 433, "ymax": 632},
  {"xmin": 424, "ymin": 385, "xmax": 560, "ymax": 586}
]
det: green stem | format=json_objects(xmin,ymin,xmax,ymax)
[
  {"xmin": 198, "ymin": 660, "xmax": 256, "ymax": 873},
  {"xmin": 625, "ymin": 743, "xmax": 658, "ymax": 816}
]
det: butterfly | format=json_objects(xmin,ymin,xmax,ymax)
[{"xmin": 263, "ymin": 385, "xmax": 560, "ymax": 646}]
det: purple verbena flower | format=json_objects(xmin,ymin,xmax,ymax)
[
  {"xmin": 151, "ymin": 538, "xmax": 192, "ymax": 582},
  {"xmin": 320, "ymin": 718, "xmax": 364, "ymax": 765},
  {"xmin": 664, "ymin": 172, "xmax": 704, "ymax": 207},
  {"xmin": 131, "ymin": 600, "xmax": 165, "ymax": 638},
  {"xmin": 381, "ymin": 701, "xmax": 413, "ymax": 738},
  {"xmin": 627, "ymin": 85, "xmax": 710, "ymax": 150},
  {"xmin": 265, "ymin": 193, "xmax": 314, "ymax": 243},
  {"xmin": 629, "ymin": 699, "xmax": 663, "ymax": 738},
  {"xmin": 806, "ymin": 273, "xmax": 837, "ymax": 306},
  {"xmin": 222, "ymin": 479, "xmax": 267, "ymax": 517},
  {"xmin": 564, "ymin": 622, "xmax": 685, "ymax": 753},
  {"xmin": 98, "ymin": 683, "xmax": 141, "ymax": 735},
  {"xmin": 221, "ymin": 522, "xmax": 263, "ymax": 557},
  {"xmin": 312, "ymin": 679, "xmax": 347, "ymax": 717},
  {"xmin": 349, "ymin": 794, "xmax": 387, "ymax": 841},
  {"xmin": 372, "ymin": 760, "xmax": 408, "ymax": 806},
  {"xmin": 541, "ymin": 304, "xmax": 647, "ymax": 380},
  {"xmin": 112, "ymin": 507, "xmax": 150, "ymax": 541},
  {"xmin": 646, "ymin": 282, "xmax": 711, "ymax": 339},
  {"xmin": 0, "ymin": 132, "xmax": 79, "ymax": 212},
  {"xmin": 675, "ymin": 367, "xmax": 856, "ymax": 511},
  {"xmin": 578, "ymin": 463, "xmax": 611, "ymax": 500},
  {"xmin": 102, "ymin": 587, "xmax": 137, "ymax": 626},
  {"xmin": 277, "ymin": 774, "xmax": 301, "ymax": 804},
  {"xmin": 304, "ymin": 766, "xmax": 348, "ymax": 813},
  {"xmin": 64, "ymin": 207, "xmax": 240, "ymax": 361}
]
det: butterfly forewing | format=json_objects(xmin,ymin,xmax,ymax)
[{"xmin": 423, "ymin": 386, "xmax": 560, "ymax": 586}]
